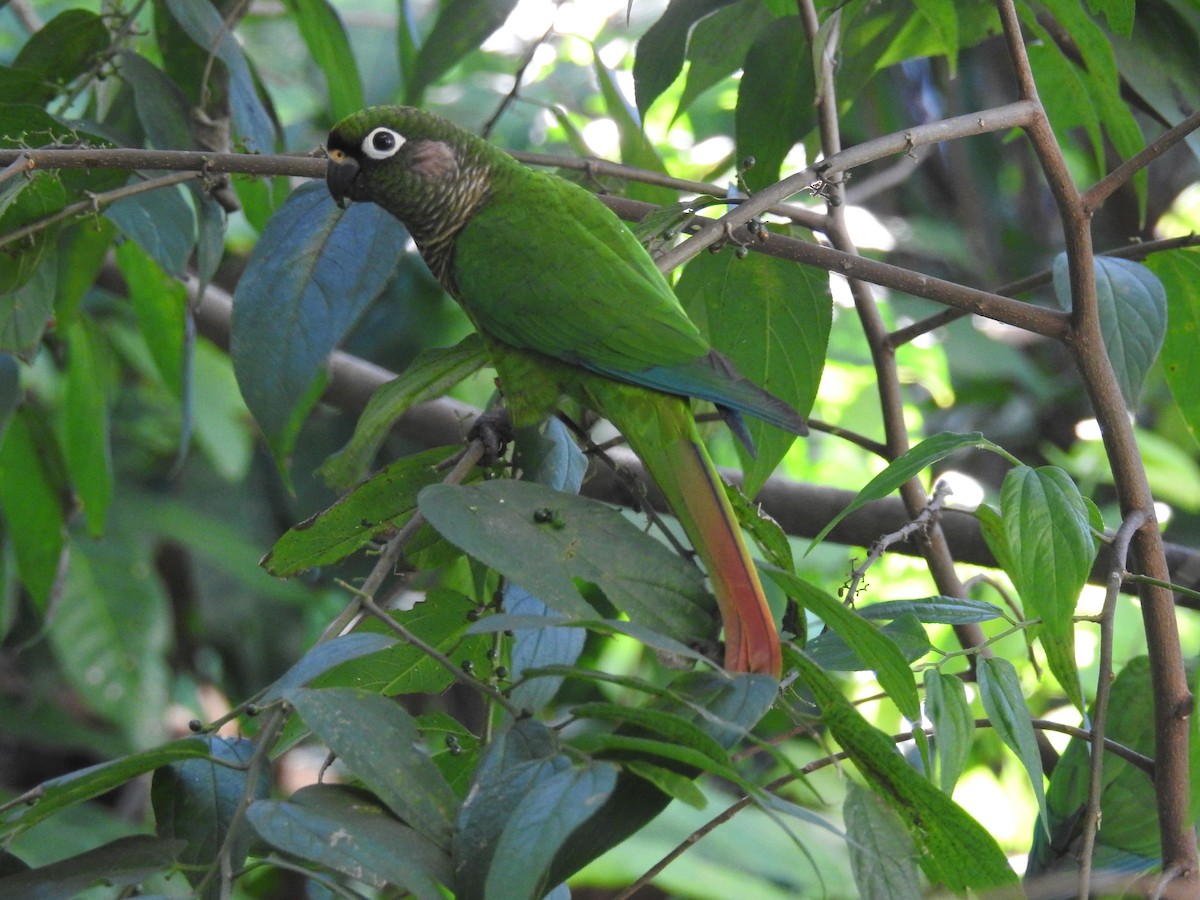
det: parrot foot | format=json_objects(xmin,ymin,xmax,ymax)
[{"xmin": 468, "ymin": 409, "xmax": 514, "ymax": 465}]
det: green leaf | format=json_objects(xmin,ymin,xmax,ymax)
[
  {"xmin": 162, "ymin": 0, "xmax": 276, "ymax": 152},
  {"xmin": 912, "ymin": 0, "xmax": 959, "ymax": 74},
  {"xmin": 282, "ymin": 0, "xmax": 364, "ymax": 120},
  {"xmin": 767, "ymin": 568, "xmax": 920, "ymax": 724},
  {"xmin": 633, "ymin": 0, "xmax": 739, "ymax": 117},
  {"xmin": 857, "ymin": 596, "xmax": 1005, "ymax": 625},
  {"xmin": 11, "ymin": 9, "xmax": 111, "ymax": 105},
  {"xmin": 592, "ymin": 55, "xmax": 675, "ymax": 207},
  {"xmin": 675, "ymin": 0, "xmax": 776, "ymax": 120},
  {"xmin": 420, "ymin": 480, "xmax": 711, "ymax": 642},
  {"xmin": 1149, "ymin": 249, "xmax": 1200, "ymax": 449},
  {"xmin": 259, "ymin": 633, "xmax": 398, "ymax": 704},
  {"xmin": 1052, "ymin": 255, "xmax": 1167, "ymax": 406},
  {"xmin": 115, "ymin": 241, "xmax": 186, "ymax": 397},
  {"xmin": 1000, "ymin": 465, "xmax": 1092, "ymax": 710},
  {"xmin": 622, "ymin": 760, "xmax": 707, "ymax": 809},
  {"xmin": 105, "ymin": 180, "xmax": 198, "ymax": 278},
  {"xmin": 723, "ymin": 480, "xmax": 793, "ymax": 571},
  {"xmin": 0, "ymin": 738, "xmax": 213, "ymax": 840},
  {"xmin": 231, "ymin": 180, "xmax": 408, "ymax": 470},
  {"xmin": 0, "ymin": 171, "xmax": 66, "ymax": 300},
  {"xmin": 924, "ymin": 670, "xmax": 974, "ymax": 795},
  {"xmin": 807, "ymin": 432, "xmax": 1002, "ymax": 553},
  {"xmin": 152, "ymin": 736, "xmax": 262, "ymax": 897},
  {"xmin": 0, "ymin": 408, "xmax": 65, "ymax": 613},
  {"xmin": 264, "ymin": 445, "xmax": 468, "ymax": 576},
  {"xmin": 405, "ymin": 0, "xmax": 520, "ymax": 105},
  {"xmin": 0, "ymin": 253, "xmax": 56, "ymax": 357},
  {"xmin": 806, "ymin": 613, "xmax": 930, "ymax": 671},
  {"xmin": 675, "ymin": 244, "xmax": 830, "ymax": 496},
  {"xmin": 418, "ymin": 711, "xmax": 480, "ymax": 798},
  {"xmin": 844, "ymin": 782, "xmax": 922, "ymax": 900},
  {"xmin": 978, "ymin": 656, "xmax": 1049, "ymax": 838},
  {"xmin": 118, "ymin": 51, "xmax": 194, "ymax": 151},
  {"xmin": 63, "ymin": 319, "xmax": 113, "ymax": 537},
  {"xmin": 285, "ymin": 687, "xmax": 458, "ymax": 847},
  {"xmin": 320, "ymin": 334, "xmax": 488, "ymax": 488},
  {"xmin": 791, "ymin": 654, "xmax": 1017, "ymax": 892},
  {"xmin": 247, "ymin": 785, "xmax": 450, "ymax": 900},
  {"xmin": 0, "ymin": 352, "xmax": 17, "ymax": 445},
  {"xmin": 571, "ymin": 701, "xmax": 734, "ymax": 769},
  {"xmin": 0, "ymin": 836, "xmax": 183, "ymax": 900},
  {"xmin": 735, "ymin": 15, "xmax": 816, "ymax": 191}
]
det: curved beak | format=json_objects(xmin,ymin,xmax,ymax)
[{"xmin": 326, "ymin": 150, "xmax": 360, "ymax": 208}]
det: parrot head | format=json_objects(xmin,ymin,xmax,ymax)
[{"xmin": 325, "ymin": 106, "xmax": 497, "ymax": 248}]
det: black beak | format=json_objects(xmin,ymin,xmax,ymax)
[{"xmin": 326, "ymin": 153, "xmax": 361, "ymax": 208}]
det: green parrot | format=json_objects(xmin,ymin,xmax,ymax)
[{"xmin": 325, "ymin": 106, "xmax": 807, "ymax": 676}]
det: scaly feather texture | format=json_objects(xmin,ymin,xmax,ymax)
[{"xmin": 326, "ymin": 106, "xmax": 807, "ymax": 675}]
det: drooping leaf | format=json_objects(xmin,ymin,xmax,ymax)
[
  {"xmin": 0, "ymin": 836, "xmax": 183, "ymax": 900},
  {"xmin": 118, "ymin": 51, "xmax": 194, "ymax": 151},
  {"xmin": 285, "ymin": 687, "xmax": 458, "ymax": 847},
  {"xmin": 104, "ymin": 179, "xmax": 198, "ymax": 278},
  {"xmin": 420, "ymin": 479, "xmax": 711, "ymax": 642},
  {"xmin": 231, "ymin": 180, "xmax": 408, "ymax": 469},
  {"xmin": 633, "ymin": 0, "xmax": 739, "ymax": 118},
  {"xmin": 247, "ymin": 785, "xmax": 450, "ymax": 900},
  {"xmin": 924, "ymin": 669, "xmax": 974, "ymax": 795},
  {"xmin": 978, "ymin": 656, "xmax": 1050, "ymax": 837},
  {"xmin": 675, "ymin": 244, "xmax": 830, "ymax": 495},
  {"xmin": 115, "ymin": 241, "xmax": 187, "ymax": 397},
  {"xmin": 1149, "ymin": 249, "xmax": 1200, "ymax": 450},
  {"xmin": 1052, "ymin": 254, "xmax": 1167, "ymax": 406},
  {"xmin": 844, "ymin": 782, "xmax": 922, "ymax": 900},
  {"xmin": 63, "ymin": 319, "xmax": 113, "ymax": 537},
  {"xmin": 282, "ymin": 0, "xmax": 364, "ymax": 120},
  {"xmin": 593, "ymin": 55, "xmax": 674, "ymax": 207},
  {"xmin": 405, "ymin": 0, "xmax": 520, "ymax": 105}
]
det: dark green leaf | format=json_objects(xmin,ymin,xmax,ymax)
[
  {"xmin": 231, "ymin": 180, "xmax": 407, "ymax": 469},
  {"xmin": 162, "ymin": 0, "xmax": 276, "ymax": 152},
  {"xmin": 11, "ymin": 10, "xmax": 110, "ymax": 105},
  {"xmin": 118, "ymin": 51, "xmax": 194, "ymax": 150},
  {"xmin": 924, "ymin": 670, "xmax": 974, "ymax": 795},
  {"xmin": 1150, "ymin": 249, "xmax": 1200, "ymax": 449},
  {"xmin": 264, "ymin": 445, "xmax": 468, "ymax": 576},
  {"xmin": 675, "ymin": 0, "xmax": 777, "ymax": 120},
  {"xmin": 282, "ymin": 0, "xmax": 364, "ymax": 120},
  {"xmin": 0, "ymin": 409, "xmax": 64, "ymax": 613},
  {"xmin": 792, "ymin": 654, "xmax": 1017, "ymax": 892},
  {"xmin": 0, "ymin": 252, "xmax": 56, "ymax": 356},
  {"xmin": 418, "ymin": 711, "xmax": 480, "ymax": 798},
  {"xmin": 406, "ymin": 0, "xmax": 520, "ymax": 105},
  {"xmin": 0, "ymin": 836, "xmax": 183, "ymax": 900},
  {"xmin": 104, "ymin": 179, "xmax": 197, "ymax": 277},
  {"xmin": 735, "ymin": 16, "xmax": 815, "ymax": 191},
  {"xmin": 320, "ymin": 334, "xmax": 487, "ymax": 488},
  {"xmin": 724, "ymin": 480, "xmax": 794, "ymax": 571},
  {"xmin": 0, "ymin": 171, "xmax": 66, "ymax": 299},
  {"xmin": 766, "ymin": 568, "xmax": 919, "ymax": 723},
  {"xmin": 806, "ymin": 613, "xmax": 930, "ymax": 671},
  {"xmin": 285, "ymin": 687, "xmax": 457, "ymax": 846},
  {"xmin": 247, "ymin": 785, "xmax": 449, "ymax": 900},
  {"xmin": 857, "ymin": 596, "xmax": 1005, "ymax": 625},
  {"xmin": 260, "ymin": 633, "xmax": 398, "ymax": 704},
  {"xmin": 675, "ymin": 245, "xmax": 829, "ymax": 496},
  {"xmin": 0, "ymin": 738, "xmax": 213, "ymax": 839},
  {"xmin": 53, "ymin": 219, "xmax": 115, "ymax": 327},
  {"xmin": 845, "ymin": 782, "xmax": 922, "ymax": 900},
  {"xmin": 63, "ymin": 319, "xmax": 112, "ymax": 537},
  {"xmin": 152, "ymin": 736, "xmax": 261, "ymax": 896},
  {"xmin": 622, "ymin": 760, "xmax": 707, "ymax": 809},
  {"xmin": 0, "ymin": 352, "xmax": 18, "ymax": 445},
  {"xmin": 505, "ymin": 583, "xmax": 586, "ymax": 714},
  {"xmin": 807, "ymin": 432, "xmax": 1002, "ymax": 552},
  {"xmin": 571, "ymin": 701, "xmax": 733, "ymax": 768},
  {"xmin": 978, "ymin": 656, "xmax": 1049, "ymax": 836},
  {"xmin": 633, "ymin": 0, "xmax": 739, "ymax": 117},
  {"xmin": 1052, "ymin": 254, "xmax": 1167, "ymax": 405},
  {"xmin": 115, "ymin": 241, "xmax": 186, "ymax": 397},
  {"xmin": 419, "ymin": 480, "xmax": 711, "ymax": 641}
]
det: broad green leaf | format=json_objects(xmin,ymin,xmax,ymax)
[
  {"xmin": 54, "ymin": 219, "xmax": 115, "ymax": 328},
  {"xmin": 844, "ymin": 782, "xmax": 922, "ymax": 900},
  {"xmin": 105, "ymin": 180, "xmax": 197, "ymax": 278},
  {"xmin": 285, "ymin": 687, "xmax": 457, "ymax": 846},
  {"xmin": 152, "ymin": 736, "xmax": 262, "ymax": 897},
  {"xmin": 912, "ymin": 0, "xmax": 959, "ymax": 74},
  {"xmin": 593, "ymin": 55, "xmax": 674, "ymax": 207},
  {"xmin": 622, "ymin": 760, "xmax": 707, "ymax": 809},
  {"xmin": 247, "ymin": 785, "xmax": 450, "ymax": 900},
  {"xmin": 162, "ymin": 0, "xmax": 276, "ymax": 152},
  {"xmin": 0, "ymin": 409, "xmax": 65, "ymax": 613},
  {"xmin": 63, "ymin": 319, "xmax": 113, "ymax": 537},
  {"xmin": 1087, "ymin": 0, "xmax": 1134, "ymax": 35},
  {"xmin": 1052, "ymin": 255, "xmax": 1167, "ymax": 406},
  {"xmin": 0, "ymin": 836, "xmax": 183, "ymax": 900},
  {"xmin": 924, "ymin": 670, "xmax": 974, "ymax": 795},
  {"xmin": 11, "ymin": 9, "xmax": 110, "ymax": 105},
  {"xmin": 0, "ymin": 738, "xmax": 213, "ymax": 839},
  {"xmin": 115, "ymin": 241, "xmax": 186, "ymax": 397},
  {"xmin": 418, "ymin": 711, "xmax": 480, "ymax": 798},
  {"xmin": 1149, "ymin": 249, "xmax": 1200, "ymax": 449},
  {"xmin": 735, "ymin": 15, "xmax": 815, "ymax": 191},
  {"xmin": 675, "ymin": 0, "xmax": 776, "ymax": 120},
  {"xmin": 792, "ymin": 654, "xmax": 1017, "ymax": 892},
  {"xmin": 259, "ymin": 633, "xmax": 398, "ymax": 704},
  {"xmin": 858, "ymin": 596, "xmax": 1005, "ymax": 625},
  {"xmin": 118, "ymin": 51, "xmax": 194, "ymax": 151},
  {"xmin": 676, "ymin": 245, "xmax": 830, "ymax": 496},
  {"xmin": 633, "ymin": 0, "xmax": 739, "ymax": 117},
  {"xmin": 420, "ymin": 480, "xmax": 711, "ymax": 641},
  {"xmin": 767, "ymin": 568, "xmax": 919, "ymax": 724},
  {"xmin": 1000, "ymin": 465, "xmax": 1092, "ymax": 710},
  {"xmin": 0, "ymin": 253, "xmax": 56, "ymax": 357},
  {"xmin": 405, "ymin": 0, "xmax": 520, "ymax": 105},
  {"xmin": 806, "ymin": 613, "xmax": 930, "ymax": 671},
  {"xmin": 231, "ymin": 180, "xmax": 407, "ymax": 469},
  {"xmin": 807, "ymin": 431, "xmax": 1003, "ymax": 552},
  {"xmin": 320, "ymin": 334, "xmax": 488, "ymax": 488},
  {"xmin": 0, "ymin": 171, "xmax": 66, "ymax": 300},
  {"xmin": 978, "ymin": 657, "xmax": 1049, "ymax": 837},
  {"xmin": 282, "ymin": 0, "xmax": 364, "ymax": 120},
  {"xmin": 264, "ymin": 445, "xmax": 468, "ymax": 576}
]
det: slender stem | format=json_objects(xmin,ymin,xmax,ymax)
[{"xmin": 1083, "ymin": 110, "xmax": 1200, "ymax": 213}]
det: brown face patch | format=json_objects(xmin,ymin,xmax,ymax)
[{"xmin": 409, "ymin": 140, "xmax": 459, "ymax": 181}]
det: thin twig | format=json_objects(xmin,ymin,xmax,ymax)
[{"xmin": 1083, "ymin": 110, "xmax": 1200, "ymax": 213}]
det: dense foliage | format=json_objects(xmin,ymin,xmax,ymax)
[{"xmin": 1, "ymin": 0, "xmax": 1199, "ymax": 897}]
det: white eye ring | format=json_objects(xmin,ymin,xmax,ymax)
[{"xmin": 361, "ymin": 127, "xmax": 405, "ymax": 160}]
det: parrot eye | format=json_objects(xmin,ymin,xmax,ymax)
[{"xmin": 361, "ymin": 127, "xmax": 405, "ymax": 160}]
